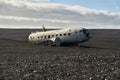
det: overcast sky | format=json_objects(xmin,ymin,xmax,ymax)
[{"xmin": 0, "ymin": 0, "xmax": 120, "ymax": 29}]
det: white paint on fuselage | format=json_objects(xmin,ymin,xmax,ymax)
[{"xmin": 28, "ymin": 28, "xmax": 90, "ymax": 45}]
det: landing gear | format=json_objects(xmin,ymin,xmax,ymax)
[
  {"xmin": 78, "ymin": 43, "xmax": 82, "ymax": 47},
  {"xmin": 48, "ymin": 40, "xmax": 54, "ymax": 46},
  {"xmin": 55, "ymin": 37, "xmax": 61, "ymax": 46},
  {"xmin": 75, "ymin": 42, "xmax": 82, "ymax": 47}
]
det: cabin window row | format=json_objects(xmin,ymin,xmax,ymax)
[
  {"xmin": 30, "ymin": 33, "xmax": 71, "ymax": 39},
  {"xmin": 30, "ymin": 30, "xmax": 83, "ymax": 40}
]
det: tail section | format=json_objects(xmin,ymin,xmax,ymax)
[{"xmin": 42, "ymin": 25, "xmax": 46, "ymax": 32}]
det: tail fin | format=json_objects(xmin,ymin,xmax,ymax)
[{"xmin": 42, "ymin": 25, "xmax": 46, "ymax": 32}]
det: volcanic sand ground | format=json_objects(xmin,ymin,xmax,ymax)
[{"xmin": 0, "ymin": 29, "xmax": 120, "ymax": 80}]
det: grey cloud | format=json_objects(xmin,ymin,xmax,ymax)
[
  {"xmin": 0, "ymin": 0, "xmax": 120, "ymax": 29},
  {"xmin": 0, "ymin": 17, "xmax": 70, "ymax": 28}
]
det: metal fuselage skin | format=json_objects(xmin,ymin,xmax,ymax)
[{"xmin": 28, "ymin": 28, "xmax": 90, "ymax": 45}]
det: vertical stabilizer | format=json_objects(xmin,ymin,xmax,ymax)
[{"xmin": 42, "ymin": 25, "xmax": 46, "ymax": 32}]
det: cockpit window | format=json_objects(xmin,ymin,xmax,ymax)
[{"xmin": 80, "ymin": 30, "xmax": 82, "ymax": 32}]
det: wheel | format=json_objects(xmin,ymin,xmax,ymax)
[
  {"xmin": 55, "ymin": 37, "xmax": 61, "ymax": 46},
  {"xmin": 48, "ymin": 40, "xmax": 54, "ymax": 46},
  {"xmin": 77, "ymin": 42, "xmax": 82, "ymax": 47}
]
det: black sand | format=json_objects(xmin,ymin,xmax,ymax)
[{"xmin": 0, "ymin": 29, "xmax": 120, "ymax": 80}]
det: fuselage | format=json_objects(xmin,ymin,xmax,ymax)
[{"xmin": 28, "ymin": 28, "xmax": 90, "ymax": 46}]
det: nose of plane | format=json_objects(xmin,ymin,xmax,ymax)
[
  {"xmin": 28, "ymin": 35, "xmax": 32, "ymax": 41},
  {"xmin": 83, "ymin": 28, "xmax": 91, "ymax": 41}
]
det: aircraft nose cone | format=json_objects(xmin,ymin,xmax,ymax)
[{"xmin": 28, "ymin": 35, "xmax": 32, "ymax": 41}]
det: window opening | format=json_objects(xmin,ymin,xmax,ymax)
[
  {"xmin": 48, "ymin": 35, "xmax": 50, "ymax": 38},
  {"xmin": 60, "ymin": 34, "xmax": 62, "ymax": 36},
  {"xmin": 64, "ymin": 34, "xmax": 66, "ymax": 36},
  {"xmin": 68, "ymin": 33, "xmax": 71, "ymax": 36},
  {"xmin": 52, "ymin": 35, "xmax": 54, "ymax": 37},
  {"xmin": 56, "ymin": 34, "xmax": 58, "ymax": 37},
  {"xmin": 44, "ymin": 36, "xmax": 46, "ymax": 39}
]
